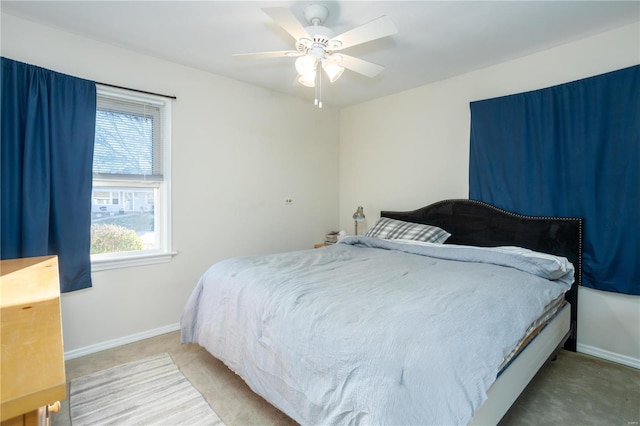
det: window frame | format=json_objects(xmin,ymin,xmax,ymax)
[{"xmin": 90, "ymin": 85, "xmax": 176, "ymax": 271}]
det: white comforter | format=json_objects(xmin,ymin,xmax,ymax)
[{"xmin": 181, "ymin": 237, "xmax": 573, "ymax": 425}]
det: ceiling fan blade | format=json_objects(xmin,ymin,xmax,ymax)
[
  {"xmin": 262, "ymin": 7, "xmax": 310, "ymax": 41},
  {"xmin": 330, "ymin": 15, "xmax": 397, "ymax": 50},
  {"xmin": 338, "ymin": 54, "xmax": 385, "ymax": 78},
  {"xmin": 233, "ymin": 50, "xmax": 300, "ymax": 60}
]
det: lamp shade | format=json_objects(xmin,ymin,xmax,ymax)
[
  {"xmin": 295, "ymin": 55, "xmax": 316, "ymax": 76},
  {"xmin": 352, "ymin": 206, "xmax": 365, "ymax": 235},
  {"xmin": 298, "ymin": 72, "xmax": 316, "ymax": 87},
  {"xmin": 352, "ymin": 206, "xmax": 365, "ymax": 221},
  {"xmin": 296, "ymin": 55, "xmax": 317, "ymax": 87},
  {"xmin": 322, "ymin": 62, "xmax": 344, "ymax": 83}
]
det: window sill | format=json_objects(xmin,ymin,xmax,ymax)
[{"xmin": 91, "ymin": 250, "xmax": 178, "ymax": 272}]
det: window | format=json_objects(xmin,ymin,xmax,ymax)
[{"xmin": 91, "ymin": 86, "xmax": 174, "ymax": 270}]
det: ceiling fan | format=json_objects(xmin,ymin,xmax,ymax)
[{"xmin": 234, "ymin": 5, "xmax": 397, "ymax": 106}]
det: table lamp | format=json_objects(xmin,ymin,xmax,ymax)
[{"xmin": 352, "ymin": 206, "xmax": 365, "ymax": 235}]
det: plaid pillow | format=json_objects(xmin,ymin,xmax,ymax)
[{"xmin": 365, "ymin": 217, "xmax": 451, "ymax": 243}]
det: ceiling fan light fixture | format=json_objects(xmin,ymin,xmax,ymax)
[
  {"xmin": 322, "ymin": 62, "xmax": 344, "ymax": 83},
  {"xmin": 298, "ymin": 72, "xmax": 316, "ymax": 88},
  {"xmin": 295, "ymin": 55, "xmax": 317, "ymax": 76}
]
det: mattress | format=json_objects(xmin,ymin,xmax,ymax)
[{"xmin": 500, "ymin": 296, "xmax": 566, "ymax": 371}]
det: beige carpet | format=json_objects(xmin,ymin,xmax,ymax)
[
  {"xmin": 54, "ymin": 331, "xmax": 639, "ymax": 426},
  {"xmin": 70, "ymin": 353, "xmax": 224, "ymax": 426}
]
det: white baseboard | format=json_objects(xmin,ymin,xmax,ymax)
[
  {"xmin": 64, "ymin": 323, "xmax": 181, "ymax": 361},
  {"xmin": 577, "ymin": 343, "xmax": 640, "ymax": 370}
]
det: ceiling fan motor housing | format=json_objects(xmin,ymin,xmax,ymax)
[{"xmin": 297, "ymin": 25, "xmax": 335, "ymax": 51}]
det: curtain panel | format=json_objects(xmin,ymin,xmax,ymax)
[
  {"xmin": 1, "ymin": 57, "xmax": 96, "ymax": 292},
  {"xmin": 469, "ymin": 65, "xmax": 639, "ymax": 295}
]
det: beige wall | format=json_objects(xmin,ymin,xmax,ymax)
[
  {"xmin": 2, "ymin": 11, "xmax": 638, "ymax": 367},
  {"xmin": 339, "ymin": 23, "xmax": 640, "ymax": 367},
  {"xmin": 1, "ymin": 13, "xmax": 340, "ymax": 354}
]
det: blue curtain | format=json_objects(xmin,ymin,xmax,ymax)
[
  {"xmin": 469, "ymin": 65, "xmax": 639, "ymax": 295},
  {"xmin": 1, "ymin": 57, "xmax": 96, "ymax": 292}
]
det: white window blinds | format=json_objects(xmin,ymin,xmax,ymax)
[{"xmin": 93, "ymin": 93, "xmax": 164, "ymax": 181}]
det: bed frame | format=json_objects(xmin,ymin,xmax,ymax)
[{"xmin": 381, "ymin": 199, "xmax": 583, "ymax": 424}]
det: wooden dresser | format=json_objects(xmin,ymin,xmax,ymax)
[{"xmin": 1, "ymin": 256, "xmax": 66, "ymax": 426}]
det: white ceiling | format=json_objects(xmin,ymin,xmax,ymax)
[{"xmin": 2, "ymin": 1, "xmax": 639, "ymax": 108}]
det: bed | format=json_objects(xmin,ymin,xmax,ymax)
[{"xmin": 181, "ymin": 199, "xmax": 582, "ymax": 425}]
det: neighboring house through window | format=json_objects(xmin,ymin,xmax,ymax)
[{"xmin": 91, "ymin": 85, "xmax": 174, "ymax": 270}]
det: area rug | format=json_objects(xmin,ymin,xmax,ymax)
[{"xmin": 70, "ymin": 353, "xmax": 225, "ymax": 426}]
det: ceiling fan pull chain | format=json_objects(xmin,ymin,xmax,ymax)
[
  {"xmin": 314, "ymin": 69, "xmax": 318, "ymax": 106},
  {"xmin": 318, "ymin": 67, "xmax": 323, "ymax": 108}
]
